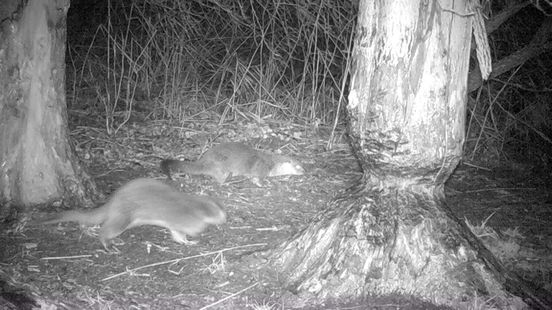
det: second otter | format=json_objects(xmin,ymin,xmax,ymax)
[{"xmin": 161, "ymin": 142, "xmax": 304, "ymax": 183}]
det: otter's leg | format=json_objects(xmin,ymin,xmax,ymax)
[{"xmin": 99, "ymin": 216, "xmax": 131, "ymax": 250}]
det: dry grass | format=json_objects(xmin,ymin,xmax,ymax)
[{"xmin": 67, "ymin": 0, "xmax": 356, "ymax": 134}]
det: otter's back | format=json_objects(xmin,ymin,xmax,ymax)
[
  {"xmin": 107, "ymin": 178, "xmax": 224, "ymax": 219},
  {"xmin": 199, "ymin": 143, "xmax": 276, "ymax": 177}
]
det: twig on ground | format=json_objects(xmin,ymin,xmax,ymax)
[
  {"xmin": 199, "ymin": 282, "xmax": 259, "ymax": 310},
  {"xmin": 101, "ymin": 243, "xmax": 267, "ymax": 281}
]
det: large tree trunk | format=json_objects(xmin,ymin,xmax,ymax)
[
  {"xmin": 0, "ymin": 0, "xmax": 97, "ymax": 211},
  {"xmin": 269, "ymin": 1, "xmax": 550, "ymax": 308}
]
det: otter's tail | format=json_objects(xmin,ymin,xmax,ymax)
[{"xmin": 41, "ymin": 207, "xmax": 107, "ymax": 226}]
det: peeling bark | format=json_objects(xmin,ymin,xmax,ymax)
[{"xmin": 0, "ymin": 0, "xmax": 97, "ymax": 212}]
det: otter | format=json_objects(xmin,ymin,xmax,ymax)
[
  {"xmin": 160, "ymin": 142, "xmax": 304, "ymax": 183},
  {"xmin": 41, "ymin": 178, "xmax": 226, "ymax": 249}
]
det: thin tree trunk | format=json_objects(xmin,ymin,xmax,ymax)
[
  {"xmin": 0, "ymin": 0, "xmax": 97, "ymax": 211},
  {"xmin": 268, "ymin": 1, "xmax": 550, "ymax": 308}
]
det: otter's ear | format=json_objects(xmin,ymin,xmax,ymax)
[{"xmin": 160, "ymin": 159, "xmax": 180, "ymax": 180}]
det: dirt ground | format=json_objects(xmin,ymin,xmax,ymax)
[{"xmin": 1, "ymin": 120, "xmax": 551, "ymax": 309}]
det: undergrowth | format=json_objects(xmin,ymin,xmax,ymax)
[{"xmin": 66, "ymin": 0, "xmax": 355, "ymax": 134}]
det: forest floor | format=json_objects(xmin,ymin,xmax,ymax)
[{"xmin": 1, "ymin": 117, "xmax": 551, "ymax": 310}]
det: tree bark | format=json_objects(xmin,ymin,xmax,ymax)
[
  {"xmin": 0, "ymin": 0, "xmax": 97, "ymax": 211},
  {"xmin": 268, "ymin": 1, "xmax": 551, "ymax": 308}
]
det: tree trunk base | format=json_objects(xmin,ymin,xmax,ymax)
[{"xmin": 268, "ymin": 184, "xmax": 551, "ymax": 309}]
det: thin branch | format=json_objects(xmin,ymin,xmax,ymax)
[{"xmin": 468, "ymin": 17, "xmax": 552, "ymax": 92}]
